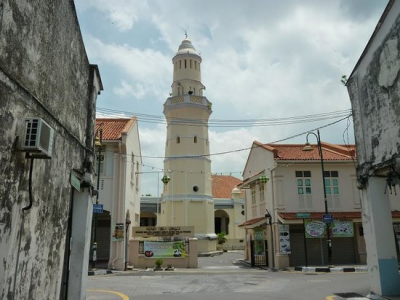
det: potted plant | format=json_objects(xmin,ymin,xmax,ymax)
[
  {"xmin": 154, "ymin": 258, "xmax": 163, "ymax": 271},
  {"xmin": 217, "ymin": 232, "xmax": 227, "ymax": 251}
]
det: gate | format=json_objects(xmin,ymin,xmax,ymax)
[{"xmin": 250, "ymin": 240, "xmax": 268, "ymax": 267}]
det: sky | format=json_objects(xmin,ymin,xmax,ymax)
[{"xmin": 74, "ymin": 0, "xmax": 388, "ymax": 197}]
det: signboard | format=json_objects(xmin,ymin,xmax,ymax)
[
  {"xmin": 279, "ymin": 224, "xmax": 291, "ymax": 254},
  {"xmin": 93, "ymin": 203, "xmax": 103, "ymax": 214},
  {"xmin": 132, "ymin": 226, "xmax": 194, "ymax": 238},
  {"xmin": 296, "ymin": 213, "xmax": 311, "ymax": 219},
  {"xmin": 254, "ymin": 228, "xmax": 265, "ymax": 255},
  {"xmin": 331, "ymin": 221, "xmax": 354, "ymax": 237},
  {"xmin": 144, "ymin": 241, "xmax": 186, "ymax": 258},
  {"xmin": 323, "ymin": 214, "xmax": 334, "ymax": 223},
  {"xmin": 112, "ymin": 223, "xmax": 124, "ymax": 241},
  {"xmin": 70, "ymin": 172, "xmax": 81, "ymax": 192},
  {"xmin": 305, "ymin": 220, "xmax": 326, "ymax": 238},
  {"xmin": 305, "ymin": 220, "xmax": 354, "ymax": 238}
]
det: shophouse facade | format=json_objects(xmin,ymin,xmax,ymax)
[{"xmin": 239, "ymin": 141, "xmax": 400, "ymax": 269}]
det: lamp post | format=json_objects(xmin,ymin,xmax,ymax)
[
  {"xmin": 92, "ymin": 127, "xmax": 103, "ymax": 269},
  {"xmin": 259, "ymin": 175, "xmax": 274, "ymax": 268},
  {"xmin": 124, "ymin": 210, "xmax": 131, "ymax": 271},
  {"xmin": 303, "ymin": 129, "xmax": 333, "ymax": 267},
  {"xmin": 161, "ymin": 174, "xmax": 171, "ymax": 225}
]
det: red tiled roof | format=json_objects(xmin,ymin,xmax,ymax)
[
  {"xmin": 238, "ymin": 216, "xmax": 266, "ymax": 227},
  {"xmin": 95, "ymin": 118, "xmax": 136, "ymax": 141},
  {"xmin": 279, "ymin": 211, "xmax": 400, "ymax": 220},
  {"xmin": 212, "ymin": 175, "xmax": 242, "ymax": 199},
  {"xmin": 253, "ymin": 141, "xmax": 356, "ymax": 161}
]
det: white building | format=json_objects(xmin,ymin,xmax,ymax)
[
  {"xmin": 93, "ymin": 117, "xmax": 142, "ymax": 270},
  {"xmin": 239, "ymin": 141, "xmax": 400, "ymax": 269}
]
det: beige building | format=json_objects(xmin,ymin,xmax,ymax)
[
  {"xmin": 239, "ymin": 141, "xmax": 400, "ymax": 269},
  {"xmin": 141, "ymin": 174, "xmax": 246, "ymax": 250},
  {"xmin": 160, "ymin": 38, "xmax": 216, "ymax": 253}
]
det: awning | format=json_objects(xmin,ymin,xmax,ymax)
[{"xmin": 238, "ymin": 216, "xmax": 267, "ymax": 228}]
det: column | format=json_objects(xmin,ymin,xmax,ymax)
[
  {"xmin": 68, "ymin": 188, "xmax": 93, "ymax": 300},
  {"xmin": 362, "ymin": 177, "xmax": 400, "ymax": 296}
]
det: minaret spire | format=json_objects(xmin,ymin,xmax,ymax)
[{"xmin": 161, "ymin": 38, "xmax": 216, "ymax": 253}]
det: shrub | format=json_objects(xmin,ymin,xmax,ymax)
[{"xmin": 155, "ymin": 258, "xmax": 163, "ymax": 268}]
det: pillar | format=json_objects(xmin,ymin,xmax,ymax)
[
  {"xmin": 362, "ymin": 177, "xmax": 400, "ymax": 296},
  {"xmin": 68, "ymin": 188, "xmax": 93, "ymax": 300}
]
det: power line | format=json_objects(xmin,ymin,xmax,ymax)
[
  {"xmin": 96, "ymin": 114, "xmax": 352, "ymax": 162},
  {"xmin": 96, "ymin": 107, "xmax": 352, "ymax": 128}
]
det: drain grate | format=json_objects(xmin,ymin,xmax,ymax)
[{"xmin": 334, "ymin": 292, "xmax": 364, "ymax": 298}]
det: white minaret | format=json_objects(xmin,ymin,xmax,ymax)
[{"xmin": 161, "ymin": 37, "xmax": 216, "ymax": 252}]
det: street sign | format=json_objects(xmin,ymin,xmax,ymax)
[
  {"xmin": 93, "ymin": 204, "xmax": 103, "ymax": 214},
  {"xmin": 323, "ymin": 214, "xmax": 334, "ymax": 223},
  {"xmin": 296, "ymin": 213, "xmax": 311, "ymax": 219},
  {"xmin": 70, "ymin": 172, "xmax": 81, "ymax": 192}
]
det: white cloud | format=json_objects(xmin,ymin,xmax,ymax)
[{"xmin": 76, "ymin": 0, "xmax": 385, "ymax": 195}]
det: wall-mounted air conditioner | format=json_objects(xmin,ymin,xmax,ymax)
[{"xmin": 22, "ymin": 118, "xmax": 55, "ymax": 158}]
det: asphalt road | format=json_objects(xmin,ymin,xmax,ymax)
[{"xmin": 87, "ymin": 251, "xmax": 372, "ymax": 300}]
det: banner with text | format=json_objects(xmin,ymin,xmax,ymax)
[
  {"xmin": 305, "ymin": 220, "xmax": 354, "ymax": 238},
  {"xmin": 144, "ymin": 241, "xmax": 186, "ymax": 258}
]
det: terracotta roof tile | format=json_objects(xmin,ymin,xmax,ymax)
[
  {"xmin": 212, "ymin": 175, "xmax": 242, "ymax": 199},
  {"xmin": 95, "ymin": 118, "xmax": 136, "ymax": 141},
  {"xmin": 254, "ymin": 141, "xmax": 356, "ymax": 161},
  {"xmin": 238, "ymin": 216, "xmax": 266, "ymax": 227}
]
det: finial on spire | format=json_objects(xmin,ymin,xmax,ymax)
[{"xmin": 185, "ymin": 30, "xmax": 188, "ymax": 39}]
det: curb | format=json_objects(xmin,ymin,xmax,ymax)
[
  {"xmin": 88, "ymin": 269, "xmax": 113, "ymax": 276},
  {"xmin": 294, "ymin": 266, "xmax": 367, "ymax": 273}
]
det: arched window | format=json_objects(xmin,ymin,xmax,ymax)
[
  {"xmin": 184, "ymin": 59, "xmax": 187, "ymax": 68},
  {"xmin": 194, "ymin": 136, "xmax": 197, "ymax": 143},
  {"xmin": 176, "ymin": 136, "xmax": 180, "ymax": 144},
  {"xmin": 190, "ymin": 60, "xmax": 192, "ymax": 69},
  {"xmin": 179, "ymin": 60, "xmax": 182, "ymax": 69}
]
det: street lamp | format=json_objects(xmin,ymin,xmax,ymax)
[
  {"xmin": 124, "ymin": 210, "xmax": 131, "ymax": 271},
  {"xmin": 265, "ymin": 209, "xmax": 274, "ymax": 269},
  {"xmin": 92, "ymin": 127, "xmax": 103, "ymax": 269},
  {"xmin": 303, "ymin": 129, "xmax": 333, "ymax": 267}
]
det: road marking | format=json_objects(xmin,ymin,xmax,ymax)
[
  {"xmin": 87, "ymin": 289, "xmax": 129, "ymax": 300},
  {"xmin": 326, "ymin": 296, "xmax": 336, "ymax": 300}
]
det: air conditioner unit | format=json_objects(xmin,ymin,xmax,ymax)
[{"xmin": 22, "ymin": 118, "xmax": 55, "ymax": 158}]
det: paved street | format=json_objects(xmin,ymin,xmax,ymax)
[{"xmin": 87, "ymin": 252, "xmax": 375, "ymax": 300}]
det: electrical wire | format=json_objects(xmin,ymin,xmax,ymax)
[
  {"xmin": 96, "ymin": 107, "xmax": 352, "ymax": 128},
  {"xmin": 95, "ymin": 114, "xmax": 353, "ymax": 175}
]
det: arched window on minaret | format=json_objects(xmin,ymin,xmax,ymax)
[
  {"xmin": 177, "ymin": 136, "xmax": 180, "ymax": 144},
  {"xmin": 194, "ymin": 136, "xmax": 197, "ymax": 143},
  {"xmin": 179, "ymin": 60, "xmax": 182, "ymax": 69},
  {"xmin": 194, "ymin": 61, "xmax": 197, "ymax": 70},
  {"xmin": 185, "ymin": 59, "xmax": 187, "ymax": 68}
]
